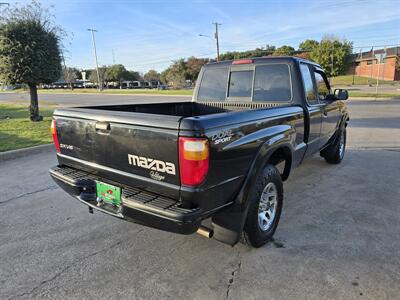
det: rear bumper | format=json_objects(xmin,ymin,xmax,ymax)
[{"xmin": 49, "ymin": 165, "xmax": 202, "ymax": 234}]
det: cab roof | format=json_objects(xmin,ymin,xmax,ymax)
[{"xmin": 204, "ymin": 56, "xmax": 321, "ymax": 68}]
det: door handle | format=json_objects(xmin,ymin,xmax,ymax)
[{"xmin": 95, "ymin": 121, "xmax": 110, "ymax": 131}]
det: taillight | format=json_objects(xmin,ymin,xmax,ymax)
[
  {"xmin": 179, "ymin": 137, "xmax": 209, "ymax": 186},
  {"xmin": 51, "ymin": 119, "xmax": 60, "ymax": 153}
]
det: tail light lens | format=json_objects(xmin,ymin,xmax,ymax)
[
  {"xmin": 51, "ymin": 119, "xmax": 61, "ymax": 153},
  {"xmin": 232, "ymin": 59, "xmax": 253, "ymax": 65},
  {"xmin": 179, "ymin": 137, "xmax": 209, "ymax": 186}
]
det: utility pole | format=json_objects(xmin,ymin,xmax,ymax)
[
  {"xmin": 331, "ymin": 45, "xmax": 334, "ymax": 83},
  {"xmin": 112, "ymin": 49, "xmax": 116, "ymax": 64},
  {"xmin": 369, "ymin": 47, "xmax": 374, "ymax": 86},
  {"xmin": 213, "ymin": 22, "xmax": 221, "ymax": 61},
  {"xmin": 381, "ymin": 47, "xmax": 387, "ymax": 84},
  {"xmin": 375, "ymin": 47, "xmax": 386, "ymax": 100},
  {"xmin": 88, "ymin": 28, "xmax": 102, "ymax": 91}
]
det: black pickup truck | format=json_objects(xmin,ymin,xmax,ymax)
[{"xmin": 49, "ymin": 57, "xmax": 349, "ymax": 247}]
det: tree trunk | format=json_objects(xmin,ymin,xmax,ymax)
[{"xmin": 29, "ymin": 84, "xmax": 43, "ymax": 122}]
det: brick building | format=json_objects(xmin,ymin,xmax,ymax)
[{"xmin": 350, "ymin": 47, "xmax": 400, "ymax": 81}]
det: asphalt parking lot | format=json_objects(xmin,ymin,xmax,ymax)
[{"xmin": 1, "ymin": 97, "xmax": 400, "ymax": 299}]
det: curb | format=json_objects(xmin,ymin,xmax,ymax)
[{"xmin": 0, "ymin": 144, "xmax": 54, "ymax": 162}]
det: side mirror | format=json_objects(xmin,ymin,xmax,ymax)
[{"xmin": 334, "ymin": 89, "xmax": 348, "ymax": 100}]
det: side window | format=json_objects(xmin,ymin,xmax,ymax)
[
  {"xmin": 314, "ymin": 71, "xmax": 330, "ymax": 100},
  {"xmin": 300, "ymin": 63, "xmax": 318, "ymax": 105},
  {"xmin": 253, "ymin": 64, "xmax": 292, "ymax": 102}
]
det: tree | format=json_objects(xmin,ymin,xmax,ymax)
[
  {"xmin": 294, "ymin": 52, "xmax": 312, "ymax": 60},
  {"xmin": 264, "ymin": 44, "xmax": 276, "ymax": 54},
  {"xmin": 144, "ymin": 69, "xmax": 160, "ymax": 82},
  {"xmin": 186, "ymin": 57, "xmax": 208, "ymax": 82},
  {"xmin": 63, "ymin": 67, "xmax": 78, "ymax": 90},
  {"xmin": 89, "ymin": 66, "xmax": 107, "ymax": 87},
  {"xmin": 298, "ymin": 39, "xmax": 319, "ymax": 51},
  {"xmin": 310, "ymin": 37, "xmax": 353, "ymax": 77},
  {"xmin": 125, "ymin": 70, "xmax": 141, "ymax": 81},
  {"xmin": 273, "ymin": 45, "xmax": 295, "ymax": 56},
  {"xmin": 0, "ymin": 1, "xmax": 63, "ymax": 121},
  {"xmin": 105, "ymin": 64, "xmax": 129, "ymax": 88},
  {"xmin": 165, "ymin": 59, "xmax": 187, "ymax": 89},
  {"xmin": 160, "ymin": 68, "xmax": 170, "ymax": 85},
  {"xmin": 297, "ymin": 39, "xmax": 319, "ymax": 60},
  {"xmin": 219, "ymin": 46, "xmax": 277, "ymax": 61}
]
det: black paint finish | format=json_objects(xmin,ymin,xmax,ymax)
[{"xmin": 50, "ymin": 57, "xmax": 349, "ymax": 244}]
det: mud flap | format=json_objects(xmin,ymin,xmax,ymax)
[{"xmin": 211, "ymin": 205, "xmax": 248, "ymax": 246}]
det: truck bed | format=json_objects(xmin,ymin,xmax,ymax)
[
  {"xmin": 53, "ymin": 100, "xmax": 302, "ymax": 206},
  {"xmin": 81, "ymin": 101, "xmax": 283, "ymax": 117}
]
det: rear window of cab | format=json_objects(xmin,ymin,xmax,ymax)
[{"xmin": 197, "ymin": 63, "xmax": 292, "ymax": 102}]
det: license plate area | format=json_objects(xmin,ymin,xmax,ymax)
[{"xmin": 96, "ymin": 181, "xmax": 122, "ymax": 207}]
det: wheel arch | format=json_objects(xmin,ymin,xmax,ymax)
[{"xmin": 211, "ymin": 138, "xmax": 294, "ymax": 246}]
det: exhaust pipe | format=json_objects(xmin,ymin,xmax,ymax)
[{"xmin": 197, "ymin": 225, "xmax": 214, "ymax": 238}]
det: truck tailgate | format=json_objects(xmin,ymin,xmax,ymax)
[{"xmin": 53, "ymin": 108, "xmax": 182, "ymax": 197}]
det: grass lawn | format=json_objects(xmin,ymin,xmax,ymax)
[
  {"xmin": 0, "ymin": 104, "xmax": 55, "ymax": 152},
  {"xmin": 331, "ymin": 75, "xmax": 395, "ymax": 86},
  {"xmin": 348, "ymin": 91, "xmax": 400, "ymax": 98},
  {"xmin": 1, "ymin": 88, "xmax": 194, "ymax": 96}
]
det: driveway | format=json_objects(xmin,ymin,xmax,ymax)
[{"xmin": 1, "ymin": 98, "xmax": 400, "ymax": 299}]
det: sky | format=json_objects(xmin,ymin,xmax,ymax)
[{"xmin": 15, "ymin": 0, "xmax": 400, "ymax": 73}]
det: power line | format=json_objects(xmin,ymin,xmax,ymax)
[{"xmin": 125, "ymin": 52, "xmax": 215, "ymax": 68}]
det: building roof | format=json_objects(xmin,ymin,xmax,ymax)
[{"xmin": 355, "ymin": 46, "xmax": 400, "ymax": 61}]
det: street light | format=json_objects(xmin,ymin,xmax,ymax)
[
  {"xmin": 198, "ymin": 22, "xmax": 221, "ymax": 61},
  {"xmin": 198, "ymin": 34, "xmax": 212, "ymax": 39}
]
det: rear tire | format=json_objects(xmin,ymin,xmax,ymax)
[
  {"xmin": 241, "ymin": 164, "xmax": 283, "ymax": 248},
  {"xmin": 321, "ymin": 128, "xmax": 346, "ymax": 164}
]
